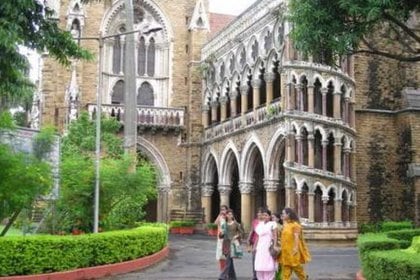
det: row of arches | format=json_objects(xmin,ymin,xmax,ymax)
[{"xmin": 111, "ymin": 80, "xmax": 154, "ymax": 106}]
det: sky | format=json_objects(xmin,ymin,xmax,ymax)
[{"xmin": 209, "ymin": 0, "xmax": 257, "ymax": 15}]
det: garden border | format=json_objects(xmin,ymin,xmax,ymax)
[{"xmin": 0, "ymin": 246, "xmax": 169, "ymax": 280}]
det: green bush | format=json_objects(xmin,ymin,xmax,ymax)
[
  {"xmin": 358, "ymin": 228, "xmax": 420, "ymax": 280},
  {"xmin": 359, "ymin": 221, "xmax": 413, "ymax": 234},
  {"xmin": 169, "ymin": 220, "xmax": 195, "ymax": 228},
  {"xmin": 357, "ymin": 233, "xmax": 410, "ymax": 256},
  {"xmin": 0, "ymin": 225, "xmax": 168, "ymax": 276},
  {"xmin": 206, "ymin": 223, "xmax": 218, "ymax": 230},
  {"xmin": 381, "ymin": 221, "xmax": 413, "ymax": 232},
  {"xmin": 362, "ymin": 249, "xmax": 420, "ymax": 280},
  {"xmin": 386, "ymin": 228, "xmax": 420, "ymax": 242}
]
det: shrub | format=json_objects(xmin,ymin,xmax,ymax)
[
  {"xmin": 206, "ymin": 223, "xmax": 218, "ymax": 230},
  {"xmin": 357, "ymin": 233, "xmax": 410, "ymax": 256},
  {"xmin": 381, "ymin": 221, "xmax": 413, "ymax": 232},
  {"xmin": 169, "ymin": 220, "xmax": 195, "ymax": 228},
  {"xmin": 0, "ymin": 225, "xmax": 167, "ymax": 276},
  {"xmin": 362, "ymin": 249, "xmax": 420, "ymax": 280},
  {"xmin": 386, "ymin": 228, "xmax": 420, "ymax": 242}
]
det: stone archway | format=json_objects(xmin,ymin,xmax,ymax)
[{"xmin": 137, "ymin": 137, "xmax": 171, "ymax": 222}]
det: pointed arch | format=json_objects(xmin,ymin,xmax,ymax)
[{"xmin": 241, "ymin": 134, "xmax": 266, "ymax": 182}]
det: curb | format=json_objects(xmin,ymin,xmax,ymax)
[
  {"xmin": 356, "ymin": 270, "xmax": 365, "ymax": 280},
  {"xmin": 0, "ymin": 246, "xmax": 169, "ymax": 280}
]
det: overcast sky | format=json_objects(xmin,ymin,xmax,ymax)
[{"xmin": 209, "ymin": 0, "xmax": 257, "ymax": 15}]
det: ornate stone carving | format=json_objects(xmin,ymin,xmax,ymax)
[
  {"xmin": 201, "ymin": 183, "xmax": 214, "ymax": 197},
  {"xmin": 218, "ymin": 184, "xmax": 231, "ymax": 195},
  {"xmin": 239, "ymin": 182, "xmax": 253, "ymax": 194},
  {"xmin": 264, "ymin": 179, "xmax": 280, "ymax": 192}
]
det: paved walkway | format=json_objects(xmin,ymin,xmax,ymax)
[{"xmin": 103, "ymin": 234, "xmax": 360, "ymax": 280}]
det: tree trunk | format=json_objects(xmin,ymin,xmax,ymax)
[{"xmin": 0, "ymin": 210, "xmax": 22, "ymax": 237}]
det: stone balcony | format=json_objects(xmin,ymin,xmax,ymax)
[{"xmin": 86, "ymin": 103, "xmax": 185, "ymax": 130}]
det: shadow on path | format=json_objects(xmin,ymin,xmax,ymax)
[{"xmin": 102, "ymin": 234, "xmax": 360, "ymax": 280}]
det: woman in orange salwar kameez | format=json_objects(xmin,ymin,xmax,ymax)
[{"xmin": 280, "ymin": 208, "xmax": 311, "ymax": 280}]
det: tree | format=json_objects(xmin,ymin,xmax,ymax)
[
  {"xmin": 287, "ymin": 0, "xmax": 420, "ymax": 63},
  {"xmin": 0, "ymin": 1, "xmax": 91, "ymax": 101},
  {"xmin": 0, "ymin": 144, "xmax": 52, "ymax": 236},
  {"xmin": 56, "ymin": 113, "xmax": 156, "ymax": 233}
]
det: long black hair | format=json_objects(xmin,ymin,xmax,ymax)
[{"xmin": 283, "ymin": 207, "xmax": 300, "ymax": 223}]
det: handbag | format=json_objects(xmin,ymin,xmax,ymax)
[
  {"xmin": 232, "ymin": 239, "xmax": 243, "ymax": 258},
  {"xmin": 269, "ymin": 239, "xmax": 280, "ymax": 259}
]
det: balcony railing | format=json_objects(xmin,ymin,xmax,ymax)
[{"xmin": 86, "ymin": 103, "xmax": 185, "ymax": 128}]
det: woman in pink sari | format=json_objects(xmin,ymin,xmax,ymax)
[{"xmin": 254, "ymin": 208, "xmax": 278, "ymax": 280}]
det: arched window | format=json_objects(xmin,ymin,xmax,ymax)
[
  {"xmin": 112, "ymin": 80, "xmax": 125, "ymax": 104},
  {"xmin": 137, "ymin": 82, "xmax": 154, "ymax": 106},
  {"xmin": 137, "ymin": 37, "xmax": 146, "ymax": 76},
  {"xmin": 147, "ymin": 37, "xmax": 155, "ymax": 76},
  {"xmin": 113, "ymin": 37, "xmax": 122, "ymax": 74}
]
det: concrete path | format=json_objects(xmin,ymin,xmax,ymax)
[{"xmin": 102, "ymin": 234, "xmax": 360, "ymax": 280}]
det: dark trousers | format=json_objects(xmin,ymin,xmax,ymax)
[
  {"xmin": 219, "ymin": 255, "xmax": 236, "ymax": 280},
  {"xmin": 252, "ymin": 250, "xmax": 257, "ymax": 280}
]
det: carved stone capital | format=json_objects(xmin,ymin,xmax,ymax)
[
  {"xmin": 239, "ymin": 182, "xmax": 253, "ymax": 194},
  {"xmin": 240, "ymin": 85, "xmax": 249, "ymax": 94},
  {"xmin": 264, "ymin": 72, "xmax": 275, "ymax": 83},
  {"xmin": 218, "ymin": 184, "xmax": 231, "ymax": 195},
  {"xmin": 264, "ymin": 179, "xmax": 280, "ymax": 192},
  {"xmin": 201, "ymin": 183, "xmax": 214, "ymax": 197},
  {"xmin": 210, "ymin": 100, "xmax": 219, "ymax": 108},
  {"xmin": 219, "ymin": 96, "xmax": 228, "ymax": 104},
  {"xmin": 321, "ymin": 88, "xmax": 329, "ymax": 95},
  {"xmin": 252, "ymin": 79, "xmax": 262, "ymax": 88}
]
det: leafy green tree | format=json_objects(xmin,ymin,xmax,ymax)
[
  {"xmin": 287, "ymin": 0, "xmax": 420, "ymax": 63},
  {"xmin": 56, "ymin": 113, "xmax": 156, "ymax": 232},
  {"xmin": 0, "ymin": 1, "xmax": 91, "ymax": 100},
  {"xmin": 0, "ymin": 144, "xmax": 52, "ymax": 236}
]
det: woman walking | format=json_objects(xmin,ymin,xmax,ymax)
[
  {"xmin": 215, "ymin": 205, "xmax": 228, "ymax": 272},
  {"xmin": 218, "ymin": 209, "xmax": 243, "ymax": 280},
  {"xmin": 271, "ymin": 212, "xmax": 283, "ymax": 280},
  {"xmin": 254, "ymin": 208, "xmax": 278, "ymax": 280},
  {"xmin": 280, "ymin": 208, "xmax": 311, "ymax": 280}
]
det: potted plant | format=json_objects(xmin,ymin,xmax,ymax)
[
  {"xmin": 206, "ymin": 223, "xmax": 218, "ymax": 236},
  {"xmin": 178, "ymin": 220, "xmax": 196, "ymax": 235},
  {"xmin": 169, "ymin": 221, "xmax": 182, "ymax": 234}
]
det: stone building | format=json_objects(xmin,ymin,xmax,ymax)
[{"xmin": 38, "ymin": 0, "xmax": 420, "ymax": 240}]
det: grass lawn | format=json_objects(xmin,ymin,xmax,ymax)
[{"xmin": 0, "ymin": 225, "xmax": 23, "ymax": 236}]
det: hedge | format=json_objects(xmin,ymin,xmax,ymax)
[
  {"xmin": 358, "ymin": 228, "xmax": 420, "ymax": 280},
  {"xmin": 0, "ymin": 225, "xmax": 168, "ymax": 276},
  {"xmin": 362, "ymin": 249, "xmax": 420, "ymax": 280},
  {"xmin": 359, "ymin": 221, "xmax": 413, "ymax": 234}
]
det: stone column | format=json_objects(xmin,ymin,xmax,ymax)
[
  {"xmin": 344, "ymin": 97, "xmax": 350, "ymax": 124},
  {"xmin": 239, "ymin": 182, "xmax": 253, "ymax": 232},
  {"xmin": 287, "ymin": 83, "xmax": 294, "ymax": 111},
  {"xmin": 220, "ymin": 96, "xmax": 228, "ymax": 122},
  {"xmin": 229, "ymin": 92, "xmax": 238, "ymax": 117},
  {"xmin": 201, "ymin": 183, "xmax": 214, "ymax": 224},
  {"xmin": 334, "ymin": 198, "xmax": 342, "ymax": 224},
  {"xmin": 240, "ymin": 85, "xmax": 248, "ymax": 115},
  {"xmin": 308, "ymin": 192, "xmax": 315, "ymax": 223},
  {"xmin": 286, "ymin": 132, "xmax": 296, "ymax": 163},
  {"xmin": 308, "ymin": 133, "xmax": 315, "ymax": 168},
  {"xmin": 333, "ymin": 91, "xmax": 341, "ymax": 119},
  {"xmin": 322, "ymin": 140, "xmax": 328, "ymax": 171},
  {"xmin": 211, "ymin": 101, "xmax": 218, "ymax": 123},
  {"xmin": 343, "ymin": 148, "xmax": 350, "ymax": 177},
  {"xmin": 265, "ymin": 73, "xmax": 275, "ymax": 104},
  {"xmin": 307, "ymin": 86, "xmax": 314, "ymax": 113},
  {"xmin": 157, "ymin": 187, "xmax": 170, "ymax": 222},
  {"xmin": 322, "ymin": 198, "xmax": 328, "ymax": 226},
  {"xmin": 218, "ymin": 184, "xmax": 231, "ymax": 208},
  {"xmin": 285, "ymin": 177, "xmax": 296, "ymax": 209},
  {"xmin": 296, "ymin": 84, "xmax": 303, "ymax": 111},
  {"xmin": 264, "ymin": 179, "xmax": 280, "ymax": 213},
  {"xmin": 321, "ymin": 88, "xmax": 328, "ymax": 116},
  {"xmin": 202, "ymin": 105, "xmax": 209, "ymax": 128},
  {"xmin": 252, "ymin": 79, "xmax": 261, "ymax": 109},
  {"xmin": 351, "ymin": 204, "xmax": 357, "ymax": 223},
  {"xmin": 334, "ymin": 138, "xmax": 342, "ymax": 175},
  {"xmin": 296, "ymin": 135, "xmax": 303, "ymax": 165},
  {"xmin": 296, "ymin": 191, "xmax": 302, "ymax": 217},
  {"xmin": 350, "ymin": 102, "xmax": 356, "ymax": 128}
]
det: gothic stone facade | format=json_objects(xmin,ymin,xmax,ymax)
[{"xmin": 40, "ymin": 0, "xmax": 420, "ymax": 240}]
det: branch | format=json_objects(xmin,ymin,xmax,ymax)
[
  {"xmin": 355, "ymin": 37, "xmax": 420, "ymax": 62},
  {"xmin": 382, "ymin": 11, "xmax": 420, "ymax": 43}
]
